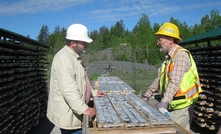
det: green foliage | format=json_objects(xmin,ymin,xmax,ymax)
[
  {"xmin": 37, "ymin": 9, "xmax": 221, "ymax": 71},
  {"xmin": 37, "ymin": 25, "xmax": 50, "ymax": 44},
  {"xmin": 88, "ymin": 52, "xmax": 98, "ymax": 62},
  {"xmin": 131, "ymin": 13, "xmax": 159, "ymax": 64},
  {"xmin": 99, "ymin": 26, "xmax": 111, "ymax": 48},
  {"xmin": 111, "ymin": 69, "xmax": 158, "ymax": 95},
  {"xmin": 201, "ymin": 9, "xmax": 221, "ymax": 31},
  {"xmin": 190, "ymin": 24, "xmax": 205, "ymax": 36},
  {"xmin": 46, "ymin": 26, "xmax": 66, "ymax": 64},
  {"xmin": 36, "ymin": 9, "xmax": 221, "ymax": 96},
  {"xmin": 101, "ymin": 54, "xmax": 107, "ymax": 60},
  {"xmin": 110, "ymin": 19, "xmax": 125, "ymax": 38},
  {"xmin": 88, "ymin": 73, "xmax": 101, "ymax": 81},
  {"xmin": 111, "ymin": 46, "xmax": 132, "ymax": 61}
]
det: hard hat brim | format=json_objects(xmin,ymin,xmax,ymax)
[
  {"xmin": 66, "ymin": 37, "xmax": 93, "ymax": 43},
  {"xmin": 155, "ymin": 32, "xmax": 182, "ymax": 42}
]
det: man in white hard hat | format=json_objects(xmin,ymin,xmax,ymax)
[{"xmin": 47, "ymin": 23, "xmax": 104, "ymax": 134}]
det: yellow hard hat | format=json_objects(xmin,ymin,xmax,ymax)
[{"xmin": 155, "ymin": 22, "xmax": 182, "ymax": 41}]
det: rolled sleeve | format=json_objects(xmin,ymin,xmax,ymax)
[{"xmin": 144, "ymin": 76, "xmax": 159, "ymax": 98}]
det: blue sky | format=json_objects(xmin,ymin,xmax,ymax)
[{"xmin": 0, "ymin": 0, "xmax": 221, "ymax": 40}]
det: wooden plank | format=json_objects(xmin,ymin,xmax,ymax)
[
  {"xmin": 196, "ymin": 122, "xmax": 206, "ymax": 127},
  {"xmin": 193, "ymin": 110, "xmax": 203, "ymax": 116},
  {"xmin": 83, "ymin": 114, "xmax": 179, "ymax": 134},
  {"xmin": 147, "ymin": 98, "xmax": 190, "ymax": 134},
  {"xmin": 88, "ymin": 127, "xmax": 177, "ymax": 134},
  {"xmin": 203, "ymin": 90, "xmax": 214, "ymax": 96},
  {"xmin": 215, "ymin": 92, "xmax": 221, "ymax": 97},
  {"xmin": 204, "ymin": 113, "xmax": 214, "ymax": 118},
  {"xmin": 198, "ymin": 93, "xmax": 207, "ymax": 99},
  {"xmin": 213, "ymin": 110, "xmax": 221, "ymax": 117},
  {"xmin": 205, "ymin": 124, "xmax": 216, "ymax": 130},
  {"xmin": 106, "ymin": 94, "xmax": 151, "ymax": 129},
  {"xmin": 194, "ymin": 105, "xmax": 204, "ymax": 111},
  {"xmin": 216, "ymin": 105, "xmax": 221, "ymax": 110},
  {"xmin": 202, "ymin": 107, "xmax": 214, "ymax": 113},
  {"xmin": 93, "ymin": 96, "xmax": 125, "ymax": 130},
  {"xmin": 82, "ymin": 115, "xmax": 89, "ymax": 134},
  {"xmin": 205, "ymin": 101, "xmax": 214, "ymax": 107},
  {"xmin": 174, "ymin": 122, "xmax": 190, "ymax": 134},
  {"xmin": 215, "ymin": 98, "xmax": 221, "ymax": 103},
  {"xmin": 92, "ymin": 79, "xmax": 99, "ymax": 90},
  {"xmin": 195, "ymin": 100, "xmax": 206, "ymax": 106},
  {"xmin": 89, "ymin": 77, "xmax": 191, "ymax": 134},
  {"xmin": 214, "ymin": 86, "xmax": 221, "ymax": 91},
  {"xmin": 196, "ymin": 117, "xmax": 207, "ymax": 122}
]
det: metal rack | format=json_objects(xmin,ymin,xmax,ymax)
[
  {"xmin": 189, "ymin": 45, "xmax": 221, "ymax": 131},
  {"xmin": 0, "ymin": 28, "xmax": 49, "ymax": 134},
  {"xmin": 180, "ymin": 26, "xmax": 221, "ymax": 131}
]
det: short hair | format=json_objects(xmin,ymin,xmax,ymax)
[
  {"xmin": 163, "ymin": 35, "xmax": 179, "ymax": 44},
  {"xmin": 66, "ymin": 40, "xmax": 72, "ymax": 46},
  {"xmin": 174, "ymin": 38, "xmax": 179, "ymax": 44},
  {"xmin": 66, "ymin": 40, "xmax": 80, "ymax": 46}
]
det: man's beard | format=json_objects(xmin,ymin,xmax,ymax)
[
  {"xmin": 74, "ymin": 45, "xmax": 85, "ymax": 54},
  {"xmin": 159, "ymin": 42, "xmax": 169, "ymax": 53},
  {"xmin": 160, "ymin": 48, "xmax": 167, "ymax": 53}
]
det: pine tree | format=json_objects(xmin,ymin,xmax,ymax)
[{"xmin": 37, "ymin": 25, "xmax": 50, "ymax": 45}]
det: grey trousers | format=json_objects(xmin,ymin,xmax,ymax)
[{"xmin": 170, "ymin": 105, "xmax": 194, "ymax": 132}]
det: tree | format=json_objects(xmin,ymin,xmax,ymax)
[
  {"xmin": 99, "ymin": 25, "xmax": 110, "ymax": 49},
  {"xmin": 89, "ymin": 30, "xmax": 100, "ymax": 41},
  {"xmin": 87, "ymin": 30, "xmax": 100, "ymax": 53},
  {"xmin": 210, "ymin": 9, "xmax": 221, "ymax": 28},
  {"xmin": 37, "ymin": 25, "xmax": 50, "ymax": 44},
  {"xmin": 152, "ymin": 23, "xmax": 161, "ymax": 33},
  {"xmin": 42, "ymin": 9, "xmax": 221, "ymax": 66},
  {"xmin": 169, "ymin": 17, "xmax": 191, "ymax": 40},
  {"xmin": 48, "ymin": 26, "xmax": 66, "ymax": 49},
  {"xmin": 110, "ymin": 19, "xmax": 126, "ymax": 41},
  {"xmin": 201, "ymin": 15, "xmax": 212, "ymax": 31},
  {"xmin": 131, "ymin": 13, "xmax": 158, "ymax": 64},
  {"xmin": 190, "ymin": 24, "xmax": 205, "ymax": 36},
  {"xmin": 46, "ymin": 26, "xmax": 66, "ymax": 63}
]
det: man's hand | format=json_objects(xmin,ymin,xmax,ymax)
[
  {"xmin": 96, "ymin": 91, "xmax": 106, "ymax": 97},
  {"xmin": 141, "ymin": 94, "xmax": 149, "ymax": 101},
  {"xmin": 83, "ymin": 108, "xmax": 96, "ymax": 117},
  {"xmin": 156, "ymin": 102, "xmax": 170, "ymax": 118}
]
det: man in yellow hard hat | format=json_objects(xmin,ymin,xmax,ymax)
[{"xmin": 142, "ymin": 22, "xmax": 202, "ymax": 132}]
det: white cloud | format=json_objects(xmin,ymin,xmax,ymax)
[
  {"xmin": 86, "ymin": 1, "xmax": 221, "ymax": 22},
  {"xmin": 1, "ymin": 0, "xmax": 221, "ymax": 22},
  {"xmin": 0, "ymin": 0, "xmax": 92, "ymax": 15}
]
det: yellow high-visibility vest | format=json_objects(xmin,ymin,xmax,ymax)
[{"xmin": 159, "ymin": 46, "xmax": 202, "ymax": 110}]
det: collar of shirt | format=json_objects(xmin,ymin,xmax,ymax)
[
  {"xmin": 167, "ymin": 44, "xmax": 179, "ymax": 59},
  {"xmin": 64, "ymin": 45, "xmax": 80, "ymax": 59}
]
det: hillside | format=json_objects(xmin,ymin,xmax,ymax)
[
  {"xmin": 82, "ymin": 48, "xmax": 158, "ymax": 75},
  {"xmin": 81, "ymin": 48, "xmax": 158, "ymax": 94}
]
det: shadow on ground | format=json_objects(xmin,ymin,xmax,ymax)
[{"xmin": 26, "ymin": 117, "xmax": 61, "ymax": 134}]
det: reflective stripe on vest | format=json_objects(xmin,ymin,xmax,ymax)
[{"xmin": 159, "ymin": 46, "xmax": 202, "ymax": 110}]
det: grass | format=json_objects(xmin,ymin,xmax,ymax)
[
  {"xmin": 107, "ymin": 69, "xmax": 158, "ymax": 95},
  {"xmin": 47, "ymin": 67, "xmax": 158, "ymax": 95},
  {"xmin": 88, "ymin": 73, "xmax": 101, "ymax": 81}
]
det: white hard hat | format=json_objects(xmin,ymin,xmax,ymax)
[{"xmin": 66, "ymin": 24, "xmax": 93, "ymax": 43}]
